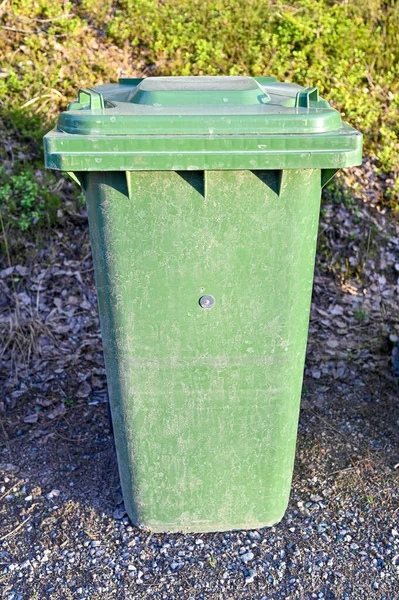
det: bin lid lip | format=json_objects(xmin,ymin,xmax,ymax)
[{"xmin": 56, "ymin": 76, "xmax": 345, "ymax": 136}]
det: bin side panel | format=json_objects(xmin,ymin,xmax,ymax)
[{"xmin": 84, "ymin": 168, "xmax": 321, "ymax": 532}]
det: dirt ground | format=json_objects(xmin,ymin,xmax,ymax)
[{"xmin": 0, "ymin": 162, "xmax": 398, "ymax": 599}]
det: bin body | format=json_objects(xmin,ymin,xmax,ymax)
[{"xmin": 44, "ymin": 76, "xmax": 362, "ymax": 532}]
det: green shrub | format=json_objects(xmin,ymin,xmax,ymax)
[
  {"xmin": 0, "ymin": 167, "xmax": 60, "ymax": 231},
  {"xmin": 105, "ymin": 0, "xmax": 399, "ymax": 176},
  {"xmin": 0, "ymin": 0, "xmax": 398, "ymax": 222}
]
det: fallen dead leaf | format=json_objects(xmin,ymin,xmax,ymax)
[
  {"xmin": 24, "ymin": 413, "xmax": 39, "ymax": 424},
  {"xmin": 77, "ymin": 381, "xmax": 91, "ymax": 399},
  {"xmin": 47, "ymin": 403, "xmax": 67, "ymax": 420}
]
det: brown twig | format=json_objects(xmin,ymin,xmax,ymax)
[
  {"xmin": 145, "ymin": 531, "xmax": 153, "ymax": 546},
  {"xmin": 0, "ymin": 515, "xmax": 31, "ymax": 541},
  {"xmin": 0, "ymin": 25, "xmax": 68, "ymax": 37},
  {"xmin": 9, "ymin": 12, "xmax": 75, "ymax": 23},
  {"xmin": 0, "ymin": 25, "xmax": 32, "ymax": 34}
]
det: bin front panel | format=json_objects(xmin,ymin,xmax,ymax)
[{"xmin": 85, "ymin": 168, "xmax": 321, "ymax": 532}]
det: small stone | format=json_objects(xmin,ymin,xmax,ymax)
[
  {"xmin": 310, "ymin": 495, "xmax": 323, "ymax": 502},
  {"xmin": 350, "ymin": 543, "xmax": 360, "ymax": 550},
  {"xmin": 91, "ymin": 541, "xmax": 101, "ymax": 548},
  {"xmin": 195, "ymin": 539, "xmax": 204, "ymax": 546},
  {"xmin": 46, "ymin": 489, "xmax": 60, "ymax": 500},
  {"xmin": 241, "ymin": 551, "xmax": 254, "ymax": 564},
  {"xmin": 136, "ymin": 570, "xmax": 144, "ymax": 584},
  {"xmin": 245, "ymin": 568, "xmax": 256, "ymax": 584}
]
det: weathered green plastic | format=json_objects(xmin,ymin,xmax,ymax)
[{"xmin": 44, "ymin": 76, "xmax": 362, "ymax": 532}]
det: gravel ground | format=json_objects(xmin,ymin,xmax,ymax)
[{"xmin": 1, "ymin": 162, "xmax": 398, "ymax": 599}]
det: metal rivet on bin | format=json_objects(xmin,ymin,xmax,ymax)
[{"xmin": 199, "ymin": 295, "xmax": 215, "ymax": 309}]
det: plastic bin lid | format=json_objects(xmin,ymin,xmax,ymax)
[
  {"xmin": 58, "ymin": 76, "xmax": 344, "ymax": 135},
  {"xmin": 44, "ymin": 76, "xmax": 362, "ymax": 171}
]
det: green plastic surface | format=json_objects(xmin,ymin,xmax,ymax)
[
  {"xmin": 44, "ymin": 76, "xmax": 362, "ymax": 171},
  {"xmin": 85, "ymin": 168, "xmax": 322, "ymax": 532},
  {"xmin": 44, "ymin": 76, "xmax": 363, "ymax": 532}
]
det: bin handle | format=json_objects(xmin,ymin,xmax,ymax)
[
  {"xmin": 295, "ymin": 87, "xmax": 319, "ymax": 108},
  {"xmin": 68, "ymin": 88, "xmax": 105, "ymax": 111}
]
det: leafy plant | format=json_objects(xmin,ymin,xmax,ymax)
[
  {"xmin": 354, "ymin": 308, "xmax": 369, "ymax": 322},
  {"xmin": 0, "ymin": 167, "xmax": 60, "ymax": 231},
  {"xmin": 63, "ymin": 396, "xmax": 75, "ymax": 408},
  {"xmin": 0, "ymin": 0, "xmax": 398, "ymax": 224},
  {"xmin": 208, "ymin": 554, "xmax": 217, "ymax": 568}
]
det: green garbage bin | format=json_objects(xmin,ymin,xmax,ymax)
[{"xmin": 44, "ymin": 76, "xmax": 362, "ymax": 532}]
